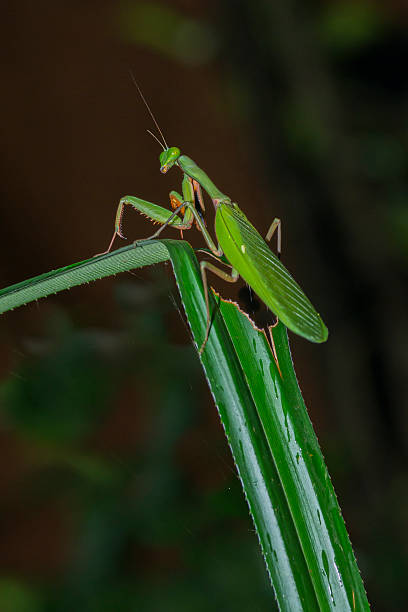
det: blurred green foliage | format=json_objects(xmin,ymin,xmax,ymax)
[
  {"xmin": 119, "ymin": 2, "xmax": 217, "ymax": 65},
  {"xmin": 319, "ymin": 2, "xmax": 387, "ymax": 54},
  {"xmin": 0, "ymin": 579, "xmax": 42, "ymax": 612}
]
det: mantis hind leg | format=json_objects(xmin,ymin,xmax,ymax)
[
  {"xmin": 264, "ymin": 217, "xmax": 284, "ymax": 375},
  {"xmin": 199, "ymin": 260, "xmax": 239, "ymax": 355},
  {"xmin": 265, "ymin": 218, "xmax": 281, "ymax": 259}
]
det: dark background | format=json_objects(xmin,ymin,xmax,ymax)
[{"xmin": 0, "ymin": 1, "xmax": 407, "ymax": 610}]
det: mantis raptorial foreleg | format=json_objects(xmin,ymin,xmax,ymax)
[
  {"xmin": 169, "ymin": 175, "xmax": 206, "ymax": 238},
  {"xmin": 97, "ymin": 195, "xmax": 194, "ymax": 256},
  {"xmin": 137, "ymin": 201, "xmax": 193, "ymax": 242},
  {"xmin": 99, "ymin": 174, "xmax": 209, "ymax": 255}
]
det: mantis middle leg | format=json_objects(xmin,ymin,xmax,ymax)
[{"xmin": 199, "ymin": 260, "xmax": 239, "ymax": 355}]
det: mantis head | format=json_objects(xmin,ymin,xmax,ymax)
[{"xmin": 160, "ymin": 147, "xmax": 181, "ymax": 173}]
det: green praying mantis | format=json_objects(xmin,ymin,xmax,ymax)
[{"xmin": 100, "ymin": 87, "xmax": 328, "ymax": 355}]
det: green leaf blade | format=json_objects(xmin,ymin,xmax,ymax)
[
  {"xmin": 165, "ymin": 240, "xmax": 319, "ymax": 610},
  {"xmin": 219, "ymin": 300, "xmax": 370, "ymax": 611},
  {"xmin": 0, "ymin": 242, "xmax": 169, "ymax": 314}
]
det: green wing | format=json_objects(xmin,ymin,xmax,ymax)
[{"xmin": 215, "ymin": 202, "xmax": 328, "ymax": 343}]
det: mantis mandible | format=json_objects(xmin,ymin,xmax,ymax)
[{"xmin": 101, "ymin": 88, "xmax": 328, "ymax": 355}]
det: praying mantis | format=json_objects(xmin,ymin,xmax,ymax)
[{"xmin": 100, "ymin": 88, "xmax": 328, "ymax": 355}]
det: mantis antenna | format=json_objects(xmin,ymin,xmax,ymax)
[
  {"xmin": 128, "ymin": 70, "xmax": 168, "ymax": 149},
  {"xmin": 146, "ymin": 129, "xmax": 165, "ymax": 151}
]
